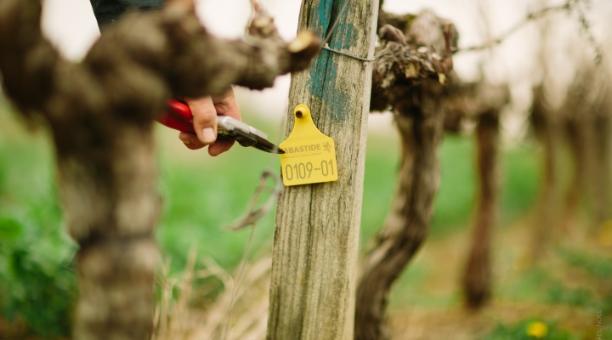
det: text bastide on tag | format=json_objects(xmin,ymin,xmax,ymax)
[{"xmin": 280, "ymin": 104, "xmax": 338, "ymax": 186}]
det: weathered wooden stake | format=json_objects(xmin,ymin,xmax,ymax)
[{"xmin": 267, "ymin": 1, "xmax": 378, "ymax": 339}]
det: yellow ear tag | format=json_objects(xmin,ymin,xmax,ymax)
[{"xmin": 279, "ymin": 104, "xmax": 338, "ymax": 186}]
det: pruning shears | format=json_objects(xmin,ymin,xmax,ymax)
[{"xmin": 158, "ymin": 100, "xmax": 284, "ymax": 154}]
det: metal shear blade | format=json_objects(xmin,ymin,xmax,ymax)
[{"xmin": 217, "ymin": 116, "xmax": 285, "ymax": 154}]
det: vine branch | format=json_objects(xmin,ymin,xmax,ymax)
[
  {"xmin": 460, "ymin": 0, "xmax": 602, "ymax": 61},
  {"xmin": 461, "ymin": 1, "xmax": 571, "ymax": 52}
]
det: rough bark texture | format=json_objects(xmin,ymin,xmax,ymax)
[
  {"xmin": 357, "ymin": 85, "xmax": 444, "ymax": 340},
  {"xmin": 462, "ymin": 110, "xmax": 499, "ymax": 309},
  {"xmin": 560, "ymin": 81, "xmax": 590, "ymax": 234},
  {"xmin": 563, "ymin": 66, "xmax": 612, "ymax": 232},
  {"xmin": 590, "ymin": 113, "xmax": 612, "ymax": 229},
  {"xmin": 531, "ymin": 64, "xmax": 612, "ymax": 252},
  {"xmin": 267, "ymin": 1, "xmax": 378, "ymax": 339},
  {"xmin": 562, "ymin": 120, "xmax": 587, "ymax": 231},
  {"xmin": 583, "ymin": 70, "xmax": 612, "ymax": 230},
  {"xmin": 529, "ymin": 85, "xmax": 560, "ymax": 261},
  {"xmin": 449, "ymin": 82, "xmax": 509, "ymax": 310},
  {"xmin": 0, "ymin": 1, "xmax": 319, "ymax": 339},
  {"xmin": 355, "ymin": 10, "xmax": 457, "ymax": 340}
]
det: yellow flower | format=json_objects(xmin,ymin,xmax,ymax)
[{"xmin": 526, "ymin": 321, "xmax": 548, "ymax": 339}]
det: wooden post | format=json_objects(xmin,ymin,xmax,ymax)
[{"xmin": 267, "ymin": 1, "xmax": 378, "ymax": 339}]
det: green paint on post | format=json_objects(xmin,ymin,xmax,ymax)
[{"xmin": 306, "ymin": 0, "xmax": 356, "ymax": 122}]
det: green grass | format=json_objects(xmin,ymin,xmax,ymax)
[
  {"xmin": 156, "ymin": 126, "xmax": 279, "ymax": 271},
  {"xmin": 431, "ymin": 135, "xmax": 477, "ymax": 234},
  {"xmin": 557, "ymin": 247, "xmax": 612, "ymax": 280},
  {"xmin": 0, "ymin": 118, "xmax": 77, "ymax": 337},
  {"xmin": 501, "ymin": 142, "xmax": 540, "ymax": 223},
  {"xmin": 363, "ymin": 131, "xmax": 541, "ymax": 243},
  {"xmin": 360, "ymin": 131, "xmax": 400, "ymax": 248},
  {"xmin": 482, "ymin": 319, "xmax": 577, "ymax": 340}
]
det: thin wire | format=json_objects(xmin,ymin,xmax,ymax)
[
  {"xmin": 321, "ymin": 0, "xmax": 375, "ymax": 62},
  {"xmin": 322, "ymin": 46, "xmax": 375, "ymax": 62},
  {"xmin": 322, "ymin": 0, "xmax": 351, "ymax": 46},
  {"xmin": 460, "ymin": 2, "xmax": 571, "ymax": 52}
]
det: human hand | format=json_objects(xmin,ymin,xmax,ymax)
[{"xmin": 178, "ymin": 88, "xmax": 241, "ymax": 156}]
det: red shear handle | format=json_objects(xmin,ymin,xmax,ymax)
[{"xmin": 157, "ymin": 100, "xmax": 196, "ymax": 134}]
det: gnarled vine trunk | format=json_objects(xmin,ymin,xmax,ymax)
[
  {"xmin": 529, "ymin": 85, "xmax": 560, "ymax": 262},
  {"xmin": 450, "ymin": 82, "xmax": 509, "ymax": 310},
  {"xmin": 355, "ymin": 10, "xmax": 457, "ymax": 339},
  {"xmin": 356, "ymin": 82, "xmax": 445, "ymax": 340},
  {"xmin": 462, "ymin": 110, "xmax": 499, "ymax": 309}
]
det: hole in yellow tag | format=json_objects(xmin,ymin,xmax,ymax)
[{"xmin": 279, "ymin": 104, "xmax": 338, "ymax": 186}]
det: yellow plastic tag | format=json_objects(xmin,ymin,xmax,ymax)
[{"xmin": 280, "ymin": 104, "xmax": 338, "ymax": 186}]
